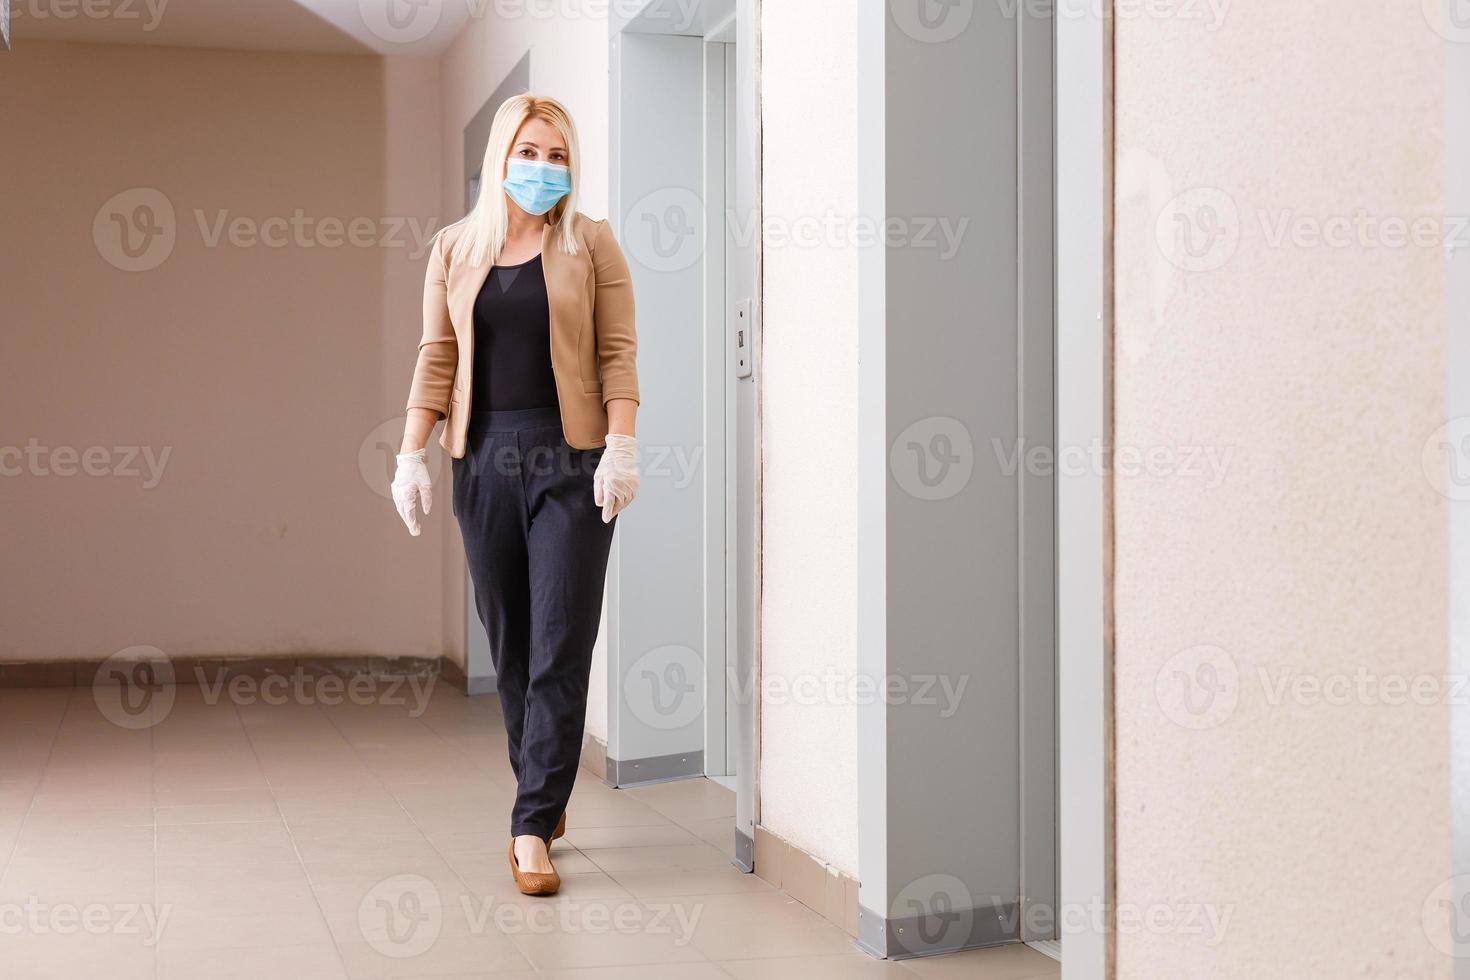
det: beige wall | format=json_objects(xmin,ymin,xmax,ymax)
[
  {"xmin": 1113, "ymin": 1, "xmax": 1449, "ymax": 974},
  {"xmin": 758, "ymin": 0, "xmax": 861, "ymax": 876},
  {"xmin": 0, "ymin": 42, "xmax": 444, "ymax": 664}
]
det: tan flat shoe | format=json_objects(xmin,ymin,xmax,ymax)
[
  {"xmin": 509, "ymin": 840, "xmax": 560, "ymax": 896},
  {"xmin": 551, "ymin": 811, "xmax": 566, "ymax": 841}
]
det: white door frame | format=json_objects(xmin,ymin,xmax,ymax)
[
  {"xmin": 700, "ymin": 29, "xmax": 734, "ymax": 781},
  {"xmin": 727, "ymin": 0, "xmax": 761, "ymax": 870},
  {"xmin": 1056, "ymin": 5, "xmax": 1114, "ymax": 979}
]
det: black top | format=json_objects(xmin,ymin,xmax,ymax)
[{"xmin": 471, "ymin": 254, "xmax": 560, "ymax": 412}]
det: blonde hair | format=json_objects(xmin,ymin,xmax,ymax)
[{"xmin": 451, "ymin": 94, "xmax": 581, "ymax": 267}]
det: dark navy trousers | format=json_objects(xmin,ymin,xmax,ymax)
[{"xmin": 452, "ymin": 407, "xmax": 616, "ymax": 840}]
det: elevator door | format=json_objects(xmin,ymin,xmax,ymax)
[{"xmin": 608, "ymin": 0, "xmax": 760, "ymax": 870}]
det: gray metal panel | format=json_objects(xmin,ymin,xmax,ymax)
[
  {"xmin": 857, "ymin": 900, "xmax": 1020, "ymax": 960},
  {"xmin": 860, "ymin": 0, "xmax": 1067, "ymax": 961},
  {"xmin": 883, "ymin": 0, "xmax": 1022, "ymax": 912},
  {"xmin": 1056, "ymin": 6, "xmax": 1112, "ymax": 979},
  {"xmin": 732, "ymin": 827, "xmax": 753, "ymax": 872},
  {"xmin": 606, "ymin": 31, "xmax": 708, "ymax": 768},
  {"xmin": 605, "ymin": 750, "xmax": 704, "ymax": 787},
  {"xmin": 1018, "ymin": 0, "xmax": 1059, "ymax": 944}
]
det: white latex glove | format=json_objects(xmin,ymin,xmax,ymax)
[
  {"xmin": 391, "ymin": 448, "xmax": 433, "ymax": 536},
  {"xmin": 593, "ymin": 434, "xmax": 640, "ymax": 524}
]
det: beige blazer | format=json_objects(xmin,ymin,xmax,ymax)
[{"xmin": 405, "ymin": 212, "xmax": 639, "ymax": 457}]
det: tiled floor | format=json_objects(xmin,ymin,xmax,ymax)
[{"xmin": 0, "ymin": 682, "xmax": 1061, "ymax": 980}]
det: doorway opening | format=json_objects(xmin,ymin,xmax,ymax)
[{"xmin": 606, "ymin": 0, "xmax": 761, "ymax": 869}]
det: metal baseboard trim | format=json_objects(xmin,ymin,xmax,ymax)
[
  {"xmin": 857, "ymin": 907, "xmax": 886, "ymax": 959},
  {"xmin": 604, "ymin": 750, "xmax": 703, "ymax": 787},
  {"xmin": 857, "ymin": 901, "xmax": 1020, "ymax": 960},
  {"xmin": 732, "ymin": 827, "xmax": 753, "ymax": 872},
  {"xmin": 1028, "ymin": 938, "xmax": 1062, "ymax": 962}
]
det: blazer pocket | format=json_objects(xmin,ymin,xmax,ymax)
[{"xmin": 582, "ymin": 380, "xmax": 603, "ymax": 395}]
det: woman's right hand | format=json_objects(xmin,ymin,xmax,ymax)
[{"xmin": 391, "ymin": 449, "xmax": 433, "ymax": 536}]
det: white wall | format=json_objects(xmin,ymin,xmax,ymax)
[
  {"xmin": 435, "ymin": 6, "xmax": 613, "ymax": 737},
  {"xmin": 758, "ymin": 0, "xmax": 860, "ymax": 876}
]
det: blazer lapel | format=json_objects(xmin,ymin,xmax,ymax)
[
  {"xmin": 449, "ymin": 250, "xmax": 494, "ymax": 341},
  {"xmin": 538, "ymin": 221, "xmax": 560, "ymax": 287},
  {"xmin": 540, "ymin": 222, "xmax": 573, "ymax": 369}
]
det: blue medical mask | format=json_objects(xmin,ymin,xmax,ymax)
[{"xmin": 503, "ymin": 159, "xmax": 571, "ymax": 216}]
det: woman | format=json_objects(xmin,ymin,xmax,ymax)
[{"xmin": 389, "ymin": 94, "xmax": 640, "ymax": 897}]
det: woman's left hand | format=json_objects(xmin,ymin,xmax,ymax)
[{"xmin": 593, "ymin": 434, "xmax": 640, "ymax": 523}]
